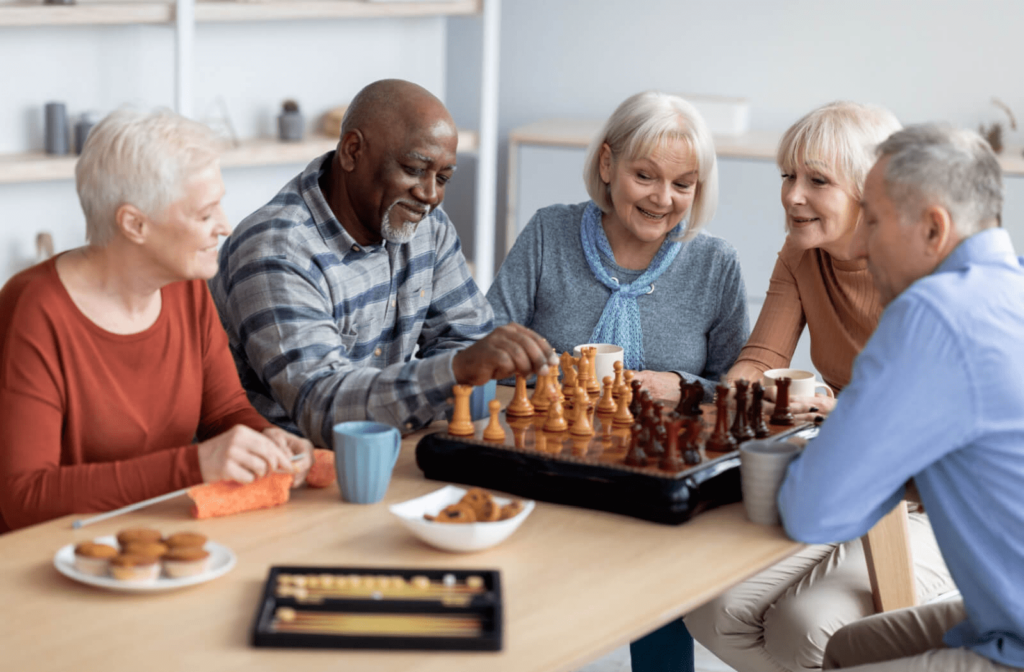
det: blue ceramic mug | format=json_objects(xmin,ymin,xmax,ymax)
[{"xmin": 332, "ymin": 421, "xmax": 401, "ymax": 504}]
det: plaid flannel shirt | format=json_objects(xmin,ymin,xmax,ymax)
[{"xmin": 209, "ymin": 152, "xmax": 493, "ymax": 447}]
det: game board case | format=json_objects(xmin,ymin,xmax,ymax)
[
  {"xmin": 251, "ymin": 566, "xmax": 502, "ymax": 651},
  {"xmin": 416, "ymin": 403, "xmax": 808, "ymax": 525}
]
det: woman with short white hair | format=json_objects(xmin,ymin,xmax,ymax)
[
  {"xmin": 684, "ymin": 101, "xmax": 956, "ymax": 672},
  {"xmin": 487, "ymin": 90, "xmax": 749, "ymax": 403},
  {"xmin": 0, "ymin": 108, "xmax": 313, "ymax": 532}
]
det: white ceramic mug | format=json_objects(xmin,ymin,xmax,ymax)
[
  {"xmin": 762, "ymin": 368, "xmax": 834, "ymax": 399},
  {"xmin": 572, "ymin": 343, "xmax": 625, "ymax": 384},
  {"xmin": 740, "ymin": 439, "xmax": 803, "ymax": 525}
]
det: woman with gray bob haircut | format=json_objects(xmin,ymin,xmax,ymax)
[
  {"xmin": 0, "ymin": 108, "xmax": 313, "ymax": 533},
  {"xmin": 487, "ymin": 90, "xmax": 749, "ymax": 405}
]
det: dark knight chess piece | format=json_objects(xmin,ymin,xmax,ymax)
[
  {"xmin": 770, "ymin": 377, "xmax": 796, "ymax": 426},
  {"xmin": 749, "ymin": 381, "xmax": 770, "ymax": 438},
  {"xmin": 705, "ymin": 384, "xmax": 738, "ymax": 453},
  {"xmin": 730, "ymin": 379, "xmax": 756, "ymax": 444},
  {"xmin": 675, "ymin": 380, "xmax": 704, "ymax": 417}
]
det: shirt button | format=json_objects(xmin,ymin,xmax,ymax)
[
  {"xmin": 391, "ymin": 299, "xmax": 397, "ymax": 307},
  {"xmin": 374, "ymin": 348, "xmax": 382, "ymax": 356},
  {"xmin": 420, "ymin": 289, "xmax": 425, "ymax": 298},
  {"xmin": 404, "ymin": 422, "xmax": 414, "ymax": 430},
  {"xmin": 351, "ymin": 244, "xmax": 360, "ymax": 252}
]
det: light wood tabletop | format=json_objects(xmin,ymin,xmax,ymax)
[{"xmin": 0, "ymin": 402, "xmax": 802, "ymax": 672}]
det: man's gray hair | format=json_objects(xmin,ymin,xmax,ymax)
[
  {"xmin": 76, "ymin": 107, "xmax": 222, "ymax": 246},
  {"xmin": 877, "ymin": 124, "xmax": 1002, "ymax": 236}
]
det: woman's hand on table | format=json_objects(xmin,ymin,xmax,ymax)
[
  {"xmin": 632, "ymin": 370, "xmax": 683, "ymax": 402},
  {"xmin": 262, "ymin": 426, "xmax": 314, "ymax": 488},
  {"xmin": 762, "ymin": 387, "xmax": 836, "ymax": 423},
  {"xmin": 197, "ymin": 425, "xmax": 297, "ymax": 485}
]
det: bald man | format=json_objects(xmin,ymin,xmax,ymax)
[{"xmin": 211, "ymin": 80, "xmax": 554, "ymax": 447}]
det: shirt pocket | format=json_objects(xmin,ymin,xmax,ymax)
[
  {"xmin": 396, "ymin": 281, "xmax": 432, "ymax": 345},
  {"xmin": 337, "ymin": 328, "xmax": 359, "ymax": 358}
]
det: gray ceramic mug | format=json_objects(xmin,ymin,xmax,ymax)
[
  {"xmin": 739, "ymin": 439, "xmax": 803, "ymax": 525},
  {"xmin": 332, "ymin": 421, "xmax": 401, "ymax": 504}
]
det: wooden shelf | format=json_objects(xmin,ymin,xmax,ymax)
[
  {"xmin": 0, "ymin": 2, "xmax": 171, "ymax": 27},
  {"xmin": 0, "ymin": 0, "xmax": 478, "ymax": 27},
  {"xmin": 0, "ymin": 129, "xmax": 479, "ymax": 184},
  {"xmin": 509, "ymin": 118, "xmax": 1024, "ymax": 174},
  {"xmin": 195, "ymin": 0, "xmax": 480, "ymax": 23}
]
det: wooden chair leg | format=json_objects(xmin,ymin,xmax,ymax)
[{"xmin": 862, "ymin": 500, "xmax": 917, "ymax": 613}]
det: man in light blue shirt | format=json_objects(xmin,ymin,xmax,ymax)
[{"xmin": 778, "ymin": 124, "xmax": 1024, "ymax": 671}]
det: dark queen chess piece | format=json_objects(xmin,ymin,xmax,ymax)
[
  {"xmin": 675, "ymin": 380, "xmax": 704, "ymax": 417},
  {"xmin": 769, "ymin": 377, "xmax": 796, "ymax": 426},
  {"xmin": 705, "ymin": 384, "xmax": 738, "ymax": 453},
  {"xmin": 749, "ymin": 381, "xmax": 770, "ymax": 438},
  {"xmin": 730, "ymin": 379, "xmax": 756, "ymax": 444}
]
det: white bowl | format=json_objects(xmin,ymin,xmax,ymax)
[{"xmin": 389, "ymin": 485, "xmax": 535, "ymax": 553}]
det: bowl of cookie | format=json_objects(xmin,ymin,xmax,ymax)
[{"xmin": 389, "ymin": 485, "xmax": 535, "ymax": 553}]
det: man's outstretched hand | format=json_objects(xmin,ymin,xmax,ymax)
[{"xmin": 452, "ymin": 323, "xmax": 558, "ymax": 386}]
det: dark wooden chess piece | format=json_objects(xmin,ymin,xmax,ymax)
[
  {"xmin": 675, "ymin": 380, "xmax": 704, "ymax": 417},
  {"xmin": 705, "ymin": 384, "xmax": 738, "ymax": 453},
  {"xmin": 625, "ymin": 423, "xmax": 648, "ymax": 466},
  {"xmin": 730, "ymin": 379, "xmax": 756, "ymax": 444},
  {"xmin": 770, "ymin": 377, "xmax": 796, "ymax": 426},
  {"xmin": 649, "ymin": 423, "xmax": 667, "ymax": 457},
  {"xmin": 629, "ymin": 380, "xmax": 644, "ymax": 418},
  {"xmin": 681, "ymin": 416, "xmax": 702, "ymax": 454},
  {"xmin": 660, "ymin": 413, "xmax": 685, "ymax": 472},
  {"xmin": 749, "ymin": 381, "xmax": 770, "ymax": 438}
]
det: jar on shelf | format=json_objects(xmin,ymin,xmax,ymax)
[{"xmin": 277, "ymin": 99, "xmax": 304, "ymax": 142}]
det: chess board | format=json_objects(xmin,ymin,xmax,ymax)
[{"xmin": 416, "ymin": 399, "xmax": 807, "ymax": 525}]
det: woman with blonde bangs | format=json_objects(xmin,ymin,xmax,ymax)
[
  {"xmin": 682, "ymin": 102, "xmax": 956, "ymax": 672},
  {"xmin": 487, "ymin": 90, "xmax": 749, "ymax": 405}
]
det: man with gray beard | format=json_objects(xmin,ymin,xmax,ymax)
[{"xmin": 211, "ymin": 79, "xmax": 554, "ymax": 447}]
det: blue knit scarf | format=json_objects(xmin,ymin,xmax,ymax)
[{"xmin": 580, "ymin": 201, "xmax": 685, "ymax": 371}]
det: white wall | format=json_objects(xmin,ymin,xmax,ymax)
[{"xmin": 0, "ymin": 17, "xmax": 448, "ymax": 280}]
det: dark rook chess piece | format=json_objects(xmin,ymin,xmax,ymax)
[
  {"xmin": 749, "ymin": 381, "xmax": 770, "ymax": 438},
  {"xmin": 730, "ymin": 379, "xmax": 756, "ymax": 444},
  {"xmin": 705, "ymin": 384, "xmax": 738, "ymax": 453},
  {"xmin": 769, "ymin": 377, "xmax": 796, "ymax": 426}
]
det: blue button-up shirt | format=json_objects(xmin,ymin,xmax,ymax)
[
  {"xmin": 210, "ymin": 153, "xmax": 493, "ymax": 447},
  {"xmin": 779, "ymin": 228, "xmax": 1024, "ymax": 667}
]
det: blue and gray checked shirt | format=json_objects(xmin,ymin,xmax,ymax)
[{"xmin": 209, "ymin": 152, "xmax": 494, "ymax": 447}]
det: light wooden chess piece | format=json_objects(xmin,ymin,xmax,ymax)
[
  {"xmin": 448, "ymin": 384, "xmax": 475, "ymax": 436},
  {"xmin": 561, "ymin": 352, "xmax": 578, "ymax": 401},
  {"xmin": 543, "ymin": 383, "xmax": 568, "ymax": 432},
  {"xmin": 506, "ymin": 374, "xmax": 535, "ymax": 417},
  {"xmin": 597, "ymin": 375, "xmax": 617, "ymax": 414},
  {"xmin": 530, "ymin": 370, "xmax": 551, "ymax": 412},
  {"xmin": 482, "ymin": 399, "xmax": 506, "ymax": 443},
  {"xmin": 585, "ymin": 347, "xmax": 601, "ymax": 396},
  {"xmin": 613, "ymin": 387, "xmax": 634, "ymax": 426},
  {"xmin": 569, "ymin": 387, "xmax": 595, "ymax": 437},
  {"xmin": 623, "ymin": 369, "xmax": 635, "ymax": 392},
  {"xmin": 611, "ymin": 360, "xmax": 624, "ymax": 399}
]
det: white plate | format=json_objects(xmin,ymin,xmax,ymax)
[
  {"xmin": 389, "ymin": 485, "xmax": 535, "ymax": 553},
  {"xmin": 53, "ymin": 536, "xmax": 236, "ymax": 592}
]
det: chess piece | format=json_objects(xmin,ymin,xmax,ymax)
[
  {"xmin": 681, "ymin": 416, "xmax": 702, "ymax": 454},
  {"xmin": 585, "ymin": 347, "xmax": 601, "ymax": 396},
  {"xmin": 705, "ymin": 384, "xmax": 738, "ymax": 452},
  {"xmin": 770, "ymin": 377, "xmax": 796, "ymax": 426},
  {"xmin": 675, "ymin": 380, "xmax": 704, "ymax": 417},
  {"xmin": 482, "ymin": 399, "xmax": 506, "ymax": 442},
  {"xmin": 543, "ymin": 384, "xmax": 568, "ymax": 432},
  {"xmin": 506, "ymin": 374, "xmax": 535, "ymax": 417},
  {"xmin": 448, "ymin": 384, "xmax": 475, "ymax": 436},
  {"xmin": 649, "ymin": 423, "xmax": 667, "ymax": 457},
  {"xmin": 625, "ymin": 423, "xmax": 648, "ymax": 466},
  {"xmin": 613, "ymin": 387, "xmax": 634, "ymax": 426},
  {"xmin": 561, "ymin": 352, "xmax": 578, "ymax": 401},
  {"xmin": 597, "ymin": 376, "xmax": 617, "ymax": 413},
  {"xmin": 749, "ymin": 382, "xmax": 770, "ymax": 438},
  {"xmin": 629, "ymin": 379, "xmax": 644, "ymax": 418},
  {"xmin": 730, "ymin": 379, "xmax": 756, "ymax": 444},
  {"xmin": 611, "ymin": 360, "xmax": 625, "ymax": 398},
  {"xmin": 623, "ymin": 369, "xmax": 635, "ymax": 393},
  {"xmin": 576, "ymin": 351, "xmax": 593, "ymax": 398},
  {"xmin": 569, "ymin": 387, "xmax": 595, "ymax": 437},
  {"xmin": 683, "ymin": 447, "xmax": 701, "ymax": 465},
  {"xmin": 660, "ymin": 413, "xmax": 685, "ymax": 472},
  {"xmin": 530, "ymin": 370, "xmax": 551, "ymax": 412}
]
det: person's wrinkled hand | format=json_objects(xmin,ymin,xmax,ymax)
[
  {"xmin": 762, "ymin": 386, "xmax": 836, "ymax": 424},
  {"xmin": 631, "ymin": 370, "xmax": 684, "ymax": 402},
  {"xmin": 262, "ymin": 426, "xmax": 314, "ymax": 488},
  {"xmin": 452, "ymin": 323, "xmax": 558, "ymax": 386},
  {"xmin": 197, "ymin": 425, "xmax": 295, "ymax": 485}
]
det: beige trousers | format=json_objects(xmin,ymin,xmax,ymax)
[
  {"xmin": 823, "ymin": 598, "xmax": 1021, "ymax": 671},
  {"xmin": 684, "ymin": 512, "xmax": 954, "ymax": 672}
]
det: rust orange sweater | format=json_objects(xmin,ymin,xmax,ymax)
[
  {"xmin": 733, "ymin": 239, "xmax": 882, "ymax": 392},
  {"xmin": 0, "ymin": 258, "xmax": 270, "ymax": 532}
]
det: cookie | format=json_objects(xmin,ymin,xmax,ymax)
[
  {"xmin": 459, "ymin": 488, "xmax": 492, "ymax": 517},
  {"xmin": 499, "ymin": 501, "xmax": 524, "ymax": 520},
  {"xmin": 433, "ymin": 503, "xmax": 477, "ymax": 523},
  {"xmin": 477, "ymin": 498, "xmax": 501, "ymax": 522}
]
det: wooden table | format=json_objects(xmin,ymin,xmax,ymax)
[{"xmin": 0, "ymin": 415, "xmax": 802, "ymax": 672}]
